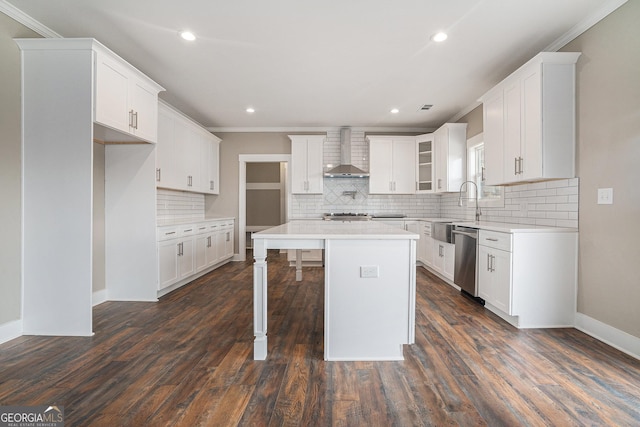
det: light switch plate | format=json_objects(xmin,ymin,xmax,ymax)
[{"xmin": 597, "ymin": 188, "xmax": 613, "ymax": 205}]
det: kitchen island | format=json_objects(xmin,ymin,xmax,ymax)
[{"xmin": 252, "ymin": 220, "xmax": 419, "ymax": 361}]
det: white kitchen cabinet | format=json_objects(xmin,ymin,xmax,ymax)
[
  {"xmin": 368, "ymin": 136, "xmax": 416, "ymax": 194},
  {"xmin": 478, "ymin": 243, "xmax": 512, "ymax": 314},
  {"xmin": 290, "ymin": 135, "xmax": 324, "ymax": 194},
  {"xmin": 432, "ymin": 240, "xmax": 455, "ymax": 281},
  {"xmin": 480, "ymin": 52, "xmax": 581, "ymax": 185},
  {"xmin": 17, "ymin": 38, "xmax": 162, "ymax": 336},
  {"xmin": 157, "ymin": 218, "xmax": 235, "ymax": 295},
  {"xmin": 416, "ymin": 134, "xmax": 434, "ymax": 193},
  {"xmin": 94, "ymin": 45, "xmax": 162, "ymax": 143},
  {"xmin": 156, "ymin": 101, "xmax": 222, "ymax": 194},
  {"xmin": 207, "ymin": 138, "xmax": 220, "ymax": 194},
  {"xmin": 433, "ymin": 123, "xmax": 467, "ymax": 193},
  {"xmin": 476, "ymin": 228, "xmax": 578, "ymax": 328},
  {"xmin": 420, "ymin": 221, "xmax": 434, "ymax": 268}
]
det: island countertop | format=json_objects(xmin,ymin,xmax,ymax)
[{"xmin": 253, "ymin": 220, "xmax": 419, "ymax": 240}]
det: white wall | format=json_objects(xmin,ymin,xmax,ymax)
[{"xmin": 0, "ymin": 13, "xmax": 40, "ymax": 332}]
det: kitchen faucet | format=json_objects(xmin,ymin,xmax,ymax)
[{"xmin": 458, "ymin": 181, "xmax": 482, "ymax": 222}]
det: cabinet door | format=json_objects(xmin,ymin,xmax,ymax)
[
  {"xmin": 291, "ymin": 138, "xmax": 323, "ymax": 194},
  {"xmin": 432, "ymin": 241, "xmax": 445, "ymax": 274},
  {"xmin": 443, "ymin": 242, "xmax": 455, "ymax": 281},
  {"xmin": 392, "ymin": 139, "xmax": 416, "ymax": 194},
  {"xmin": 290, "ymin": 139, "xmax": 310, "ymax": 194},
  {"xmin": 434, "ymin": 127, "xmax": 448, "ymax": 192},
  {"xmin": 369, "ymin": 139, "xmax": 393, "ymax": 194},
  {"xmin": 483, "ymin": 91, "xmax": 505, "ymax": 186},
  {"xmin": 205, "ymin": 234, "xmax": 217, "ymax": 266},
  {"xmin": 208, "ymin": 139, "xmax": 220, "ymax": 194},
  {"xmin": 158, "ymin": 239, "xmax": 179, "ymax": 290},
  {"xmin": 130, "ymin": 79, "xmax": 158, "ymax": 142},
  {"xmin": 224, "ymin": 227, "xmax": 234, "ymax": 258},
  {"xmin": 195, "ymin": 234, "xmax": 208, "ymax": 272},
  {"xmin": 423, "ymin": 233, "xmax": 434, "ymax": 268},
  {"xmin": 503, "ymin": 80, "xmax": 522, "ymax": 182},
  {"xmin": 416, "ymin": 134, "xmax": 434, "ymax": 192},
  {"xmin": 178, "ymin": 239, "xmax": 195, "ymax": 279},
  {"xmin": 491, "ymin": 248, "xmax": 513, "ymax": 314},
  {"xmin": 173, "ymin": 118, "xmax": 191, "ymax": 190},
  {"xmin": 156, "ymin": 106, "xmax": 176, "ymax": 187},
  {"xmin": 478, "ymin": 246, "xmax": 512, "ymax": 314},
  {"xmin": 95, "ymin": 53, "xmax": 130, "ymax": 134},
  {"xmin": 521, "ymin": 65, "xmax": 543, "ymax": 181},
  {"xmin": 306, "ymin": 138, "xmax": 324, "ymax": 194}
]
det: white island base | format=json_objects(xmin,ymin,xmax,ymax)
[{"xmin": 252, "ymin": 221, "xmax": 418, "ymax": 361}]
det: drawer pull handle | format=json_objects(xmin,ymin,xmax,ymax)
[
  {"xmin": 165, "ymin": 231, "xmax": 176, "ymax": 235},
  {"xmin": 486, "ymin": 238, "xmax": 499, "ymax": 241}
]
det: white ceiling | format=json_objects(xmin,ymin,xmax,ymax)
[{"xmin": 5, "ymin": 0, "xmax": 626, "ymax": 131}]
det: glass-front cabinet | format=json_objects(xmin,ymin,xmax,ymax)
[{"xmin": 416, "ymin": 133, "xmax": 434, "ymax": 193}]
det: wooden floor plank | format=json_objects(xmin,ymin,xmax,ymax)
[{"xmin": 0, "ymin": 249, "xmax": 638, "ymax": 426}]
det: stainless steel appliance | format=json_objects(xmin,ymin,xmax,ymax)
[
  {"xmin": 431, "ymin": 222, "xmax": 453, "ymax": 243},
  {"xmin": 452, "ymin": 225, "xmax": 481, "ymax": 300},
  {"xmin": 322, "ymin": 212, "xmax": 371, "ymax": 221}
]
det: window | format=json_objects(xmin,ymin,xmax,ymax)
[{"xmin": 467, "ymin": 133, "xmax": 504, "ymax": 207}]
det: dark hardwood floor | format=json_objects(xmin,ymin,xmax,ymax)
[{"xmin": 1, "ymin": 250, "xmax": 639, "ymax": 426}]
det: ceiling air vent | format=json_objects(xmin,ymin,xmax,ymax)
[{"xmin": 420, "ymin": 104, "xmax": 433, "ymax": 111}]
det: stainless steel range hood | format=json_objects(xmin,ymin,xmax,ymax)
[{"xmin": 324, "ymin": 128, "xmax": 369, "ymax": 178}]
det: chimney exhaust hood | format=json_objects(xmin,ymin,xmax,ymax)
[{"xmin": 324, "ymin": 128, "xmax": 369, "ymax": 178}]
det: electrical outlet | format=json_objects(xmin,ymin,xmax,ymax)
[
  {"xmin": 360, "ymin": 266, "xmax": 379, "ymax": 278},
  {"xmin": 597, "ymin": 188, "xmax": 613, "ymax": 205}
]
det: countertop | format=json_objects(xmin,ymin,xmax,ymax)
[
  {"xmin": 253, "ymin": 220, "xmax": 419, "ymax": 240},
  {"xmin": 452, "ymin": 221, "xmax": 578, "ymax": 233},
  {"xmin": 157, "ymin": 217, "xmax": 235, "ymax": 227}
]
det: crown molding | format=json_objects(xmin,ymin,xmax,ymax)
[
  {"xmin": 0, "ymin": 0, "xmax": 62, "ymax": 38},
  {"xmin": 544, "ymin": 0, "xmax": 628, "ymax": 52},
  {"xmin": 207, "ymin": 126, "xmax": 434, "ymax": 133}
]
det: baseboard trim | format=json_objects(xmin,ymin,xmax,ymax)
[
  {"xmin": 574, "ymin": 312, "xmax": 640, "ymax": 361},
  {"xmin": 0, "ymin": 319, "xmax": 23, "ymax": 345},
  {"xmin": 92, "ymin": 289, "xmax": 108, "ymax": 306}
]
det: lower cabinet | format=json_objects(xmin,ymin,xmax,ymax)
[
  {"xmin": 157, "ymin": 218, "xmax": 235, "ymax": 295},
  {"xmin": 476, "ymin": 228, "xmax": 578, "ymax": 328},
  {"xmin": 478, "ymin": 244, "xmax": 512, "ymax": 314},
  {"xmin": 432, "ymin": 240, "xmax": 455, "ymax": 281}
]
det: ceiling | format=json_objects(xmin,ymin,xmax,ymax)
[{"xmin": 5, "ymin": 0, "xmax": 626, "ymax": 131}]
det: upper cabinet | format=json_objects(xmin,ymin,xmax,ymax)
[
  {"xmin": 368, "ymin": 136, "xmax": 416, "ymax": 194},
  {"xmin": 480, "ymin": 52, "xmax": 581, "ymax": 185},
  {"xmin": 156, "ymin": 101, "xmax": 221, "ymax": 194},
  {"xmin": 95, "ymin": 50, "xmax": 161, "ymax": 143},
  {"xmin": 290, "ymin": 135, "xmax": 324, "ymax": 194},
  {"xmin": 16, "ymin": 38, "xmax": 164, "ymax": 145},
  {"xmin": 415, "ymin": 133, "xmax": 434, "ymax": 193},
  {"xmin": 433, "ymin": 123, "xmax": 467, "ymax": 193}
]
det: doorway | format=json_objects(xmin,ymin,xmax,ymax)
[{"xmin": 238, "ymin": 154, "xmax": 291, "ymax": 261}]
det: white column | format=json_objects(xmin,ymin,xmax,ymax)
[
  {"xmin": 295, "ymin": 248, "xmax": 303, "ymax": 281},
  {"xmin": 253, "ymin": 238, "xmax": 268, "ymax": 360}
]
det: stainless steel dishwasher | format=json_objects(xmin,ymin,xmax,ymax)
[{"xmin": 452, "ymin": 225, "xmax": 482, "ymax": 302}]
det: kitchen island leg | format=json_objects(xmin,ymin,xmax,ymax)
[{"xmin": 253, "ymin": 239, "xmax": 268, "ymax": 360}]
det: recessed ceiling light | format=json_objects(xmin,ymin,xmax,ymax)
[
  {"xmin": 431, "ymin": 32, "xmax": 448, "ymax": 42},
  {"xmin": 390, "ymin": 108, "xmax": 399, "ymax": 114},
  {"xmin": 179, "ymin": 31, "xmax": 196, "ymax": 41},
  {"xmin": 246, "ymin": 107, "xmax": 255, "ymax": 113}
]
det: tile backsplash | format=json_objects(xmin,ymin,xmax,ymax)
[
  {"xmin": 157, "ymin": 189, "xmax": 205, "ymax": 223},
  {"xmin": 291, "ymin": 178, "xmax": 579, "ymax": 228}
]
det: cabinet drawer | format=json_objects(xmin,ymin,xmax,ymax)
[
  {"xmin": 479, "ymin": 230, "xmax": 512, "ymax": 252},
  {"xmin": 158, "ymin": 226, "xmax": 179, "ymax": 241},
  {"xmin": 178, "ymin": 224, "xmax": 196, "ymax": 237},
  {"xmin": 422, "ymin": 222, "xmax": 432, "ymax": 236}
]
